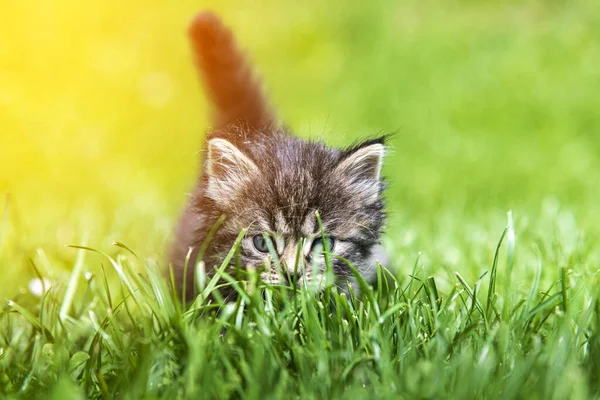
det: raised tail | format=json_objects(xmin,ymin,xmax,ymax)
[{"xmin": 188, "ymin": 12, "xmax": 276, "ymax": 130}]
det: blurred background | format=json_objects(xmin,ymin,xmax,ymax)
[{"xmin": 1, "ymin": 0, "xmax": 599, "ymax": 296}]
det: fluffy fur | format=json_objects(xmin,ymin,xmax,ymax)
[{"xmin": 170, "ymin": 12, "xmax": 388, "ymax": 300}]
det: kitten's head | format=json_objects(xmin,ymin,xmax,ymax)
[{"xmin": 201, "ymin": 131, "xmax": 387, "ymax": 291}]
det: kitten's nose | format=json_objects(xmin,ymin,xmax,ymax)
[
  {"xmin": 281, "ymin": 268, "xmax": 300, "ymax": 286},
  {"xmin": 281, "ymin": 253, "xmax": 302, "ymax": 286}
]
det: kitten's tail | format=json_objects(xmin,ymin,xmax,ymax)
[{"xmin": 188, "ymin": 12, "xmax": 276, "ymax": 130}]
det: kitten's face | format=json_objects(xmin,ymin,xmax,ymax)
[
  {"xmin": 242, "ymin": 230, "xmax": 335, "ymax": 287},
  {"xmin": 201, "ymin": 133, "xmax": 386, "ymax": 289}
]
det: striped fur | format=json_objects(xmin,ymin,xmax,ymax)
[{"xmin": 170, "ymin": 12, "xmax": 388, "ymax": 300}]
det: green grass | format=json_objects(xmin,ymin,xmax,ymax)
[
  {"xmin": 2, "ymin": 212, "xmax": 599, "ymax": 399},
  {"xmin": 2, "ymin": 0, "xmax": 600, "ymax": 398}
]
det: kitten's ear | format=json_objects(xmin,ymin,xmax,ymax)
[
  {"xmin": 205, "ymin": 138, "xmax": 259, "ymax": 203},
  {"xmin": 335, "ymin": 141, "xmax": 385, "ymax": 202}
]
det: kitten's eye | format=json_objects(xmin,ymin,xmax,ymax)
[
  {"xmin": 311, "ymin": 236, "xmax": 335, "ymax": 255},
  {"xmin": 252, "ymin": 234, "xmax": 270, "ymax": 253}
]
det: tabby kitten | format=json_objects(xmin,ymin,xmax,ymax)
[{"xmin": 170, "ymin": 12, "xmax": 388, "ymax": 300}]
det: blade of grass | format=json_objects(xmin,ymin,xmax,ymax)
[
  {"xmin": 487, "ymin": 226, "xmax": 508, "ymax": 318},
  {"xmin": 112, "ymin": 241, "xmax": 139, "ymax": 259},
  {"xmin": 67, "ymin": 245, "xmax": 142, "ymax": 310},
  {"xmin": 7, "ymin": 300, "xmax": 55, "ymax": 343},
  {"xmin": 61, "ymin": 234, "xmax": 90, "ymax": 319},
  {"xmin": 502, "ymin": 211, "xmax": 516, "ymax": 321},
  {"xmin": 560, "ymin": 267, "xmax": 569, "ymax": 313}
]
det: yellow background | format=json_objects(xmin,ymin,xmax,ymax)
[{"xmin": 1, "ymin": 0, "xmax": 599, "ymax": 295}]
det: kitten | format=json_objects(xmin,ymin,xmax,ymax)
[{"xmin": 170, "ymin": 12, "xmax": 388, "ymax": 301}]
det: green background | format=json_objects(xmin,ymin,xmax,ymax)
[{"xmin": 1, "ymin": 0, "xmax": 599, "ymax": 296}]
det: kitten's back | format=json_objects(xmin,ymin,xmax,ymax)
[{"xmin": 188, "ymin": 12, "xmax": 275, "ymax": 130}]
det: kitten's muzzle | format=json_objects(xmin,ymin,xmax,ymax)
[
  {"xmin": 280, "ymin": 249, "xmax": 305, "ymax": 286},
  {"xmin": 280, "ymin": 259, "xmax": 302, "ymax": 285}
]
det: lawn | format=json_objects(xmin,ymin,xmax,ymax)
[{"xmin": 1, "ymin": 0, "xmax": 600, "ymax": 398}]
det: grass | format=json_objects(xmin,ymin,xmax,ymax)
[
  {"xmin": 2, "ymin": 211, "xmax": 599, "ymax": 399},
  {"xmin": 2, "ymin": 0, "xmax": 600, "ymax": 398}
]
